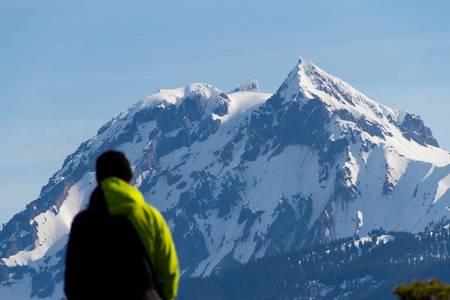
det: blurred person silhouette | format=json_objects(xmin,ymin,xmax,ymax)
[{"xmin": 65, "ymin": 150, "xmax": 178, "ymax": 300}]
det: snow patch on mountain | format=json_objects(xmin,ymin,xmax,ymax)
[
  {"xmin": 435, "ymin": 173, "xmax": 450, "ymax": 204},
  {"xmin": 2, "ymin": 173, "xmax": 94, "ymax": 268},
  {"xmin": 220, "ymin": 91, "xmax": 271, "ymax": 123}
]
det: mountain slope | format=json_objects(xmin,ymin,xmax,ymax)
[
  {"xmin": 1, "ymin": 57, "xmax": 449, "ymax": 299},
  {"xmin": 178, "ymin": 229, "xmax": 450, "ymax": 300}
]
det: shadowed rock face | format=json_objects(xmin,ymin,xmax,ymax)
[
  {"xmin": 397, "ymin": 112, "xmax": 439, "ymax": 147},
  {"xmin": 0, "ymin": 59, "xmax": 448, "ymax": 299}
]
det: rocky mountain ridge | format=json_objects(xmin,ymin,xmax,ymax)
[{"xmin": 0, "ymin": 57, "xmax": 449, "ymax": 299}]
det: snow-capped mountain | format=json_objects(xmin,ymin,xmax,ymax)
[{"xmin": 1, "ymin": 57, "xmax": 449, "ymax": 299}]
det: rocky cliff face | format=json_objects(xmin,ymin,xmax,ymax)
[{"xmin": 1, "ymin": 57, "xmax": 449, "ymax": 299}]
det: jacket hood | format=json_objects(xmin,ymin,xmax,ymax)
[{"xmin": 100, "ymin": 177, "xmax": 145, "ymax": 216}]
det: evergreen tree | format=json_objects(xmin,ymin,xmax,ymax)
[{"xmin": 393, "ymin": 279, "xmax": 450, "ymax": 300}]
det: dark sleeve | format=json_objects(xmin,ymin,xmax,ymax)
[{"xmin": 64, "ymin": 212, "xmax": 89, "ymax": 299}]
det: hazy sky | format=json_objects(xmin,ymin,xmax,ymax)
[{"xmin": 1, "ymin": 0, "xmax": 449, "ymax": 223}]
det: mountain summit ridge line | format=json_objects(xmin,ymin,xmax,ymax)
[{"xmin": 0, "ymin": 57, "xmax": 449, "ymax": 299}]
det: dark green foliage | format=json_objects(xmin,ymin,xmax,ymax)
[
  {"xmin": 178, "ymin": 229, "xmax": 450, "ymax": 300},
  {"xmin": 393, "ymin": 279, "xmax": 450, "ymax": 300}
]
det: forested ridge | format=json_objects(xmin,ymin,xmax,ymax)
[{"xmin": 178, "ymin": 228, "xmax": 450, "ymax": 300}]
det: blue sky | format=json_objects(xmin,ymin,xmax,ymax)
[{"xmin": 1, "ymin": 0, "xmax": 449, "ymax": 223}]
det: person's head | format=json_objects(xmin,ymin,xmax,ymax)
[{"xmin": 96, "ymin": 150, "xmax": 133, "ymax": 183}]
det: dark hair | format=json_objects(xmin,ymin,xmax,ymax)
[{"xmin": 96, "ymin": 150, "xmax": 132, "ymax": 183}]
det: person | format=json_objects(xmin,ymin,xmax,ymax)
[{"xmin": 65, "ymin": 150, "xmax": 179, "ymax": 300}]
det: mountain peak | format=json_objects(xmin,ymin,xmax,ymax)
[
  {"xmin": 272, "ymin": 57, "xmax": 441, "ymax": 150},
  {"xmin": 133, "ymin": 83, "xmax": 230, "ymax": 121},
  {"xmin": 229, "ymin": 80, "xmax": 262, "ymax": 93},
  {"xmin": 141, "ymin": 83, "xmax": 224, "ymax": 108},
  {"xmin": 297, "ymin": 56, "xmax": 315, "ymax": 70},
  {"xmin": 0, "ymin": 56, "xmax": 448, "ymax": 299},
  {"xmin": 276, "ymin": 57, "xmax": 393, "ymax": 120},
  {"xmin": 276, "ymin": 57, "xmax": 354, "ymax": 104}
]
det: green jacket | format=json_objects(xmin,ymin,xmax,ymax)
[{"xmin": 101, "ymin": 177, "xmax": 179, "ymax": 300}]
